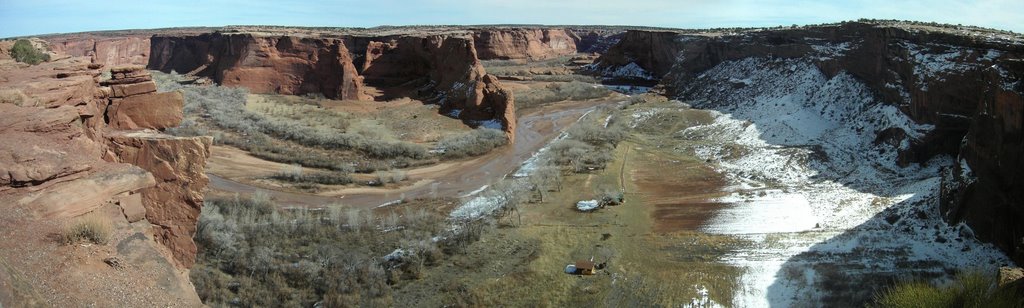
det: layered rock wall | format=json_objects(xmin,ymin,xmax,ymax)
[
  {"xmin": 472, "ymin": 29, "xmax": 578, "ymax": 60},
  {"xmin": 148, "ymin": 33, "xmax": 368, "ymax": 100},
  {"xmin": 360, "ymin": 34, "xmax": 516, "ymax": 140},
  {"xmin": 151, "ymin": 32, "xmax": 517, "ymax": 141},
  {"xmin": 46, "ymin": 35, "xmax": 151, "ymax": 67}
]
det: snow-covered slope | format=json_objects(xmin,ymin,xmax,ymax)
[{"xmin": 664, "ymin": 57, "xmax": 1011, "ymax": 306}]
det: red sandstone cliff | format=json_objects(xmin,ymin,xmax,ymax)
[
  {"xmin": 46, "ymin": 35, "xmax": 151, "ymax": 67},
  {"xmin": 150, "ymin": 32, "xmax": 517, "ymax": 141},
  {"xmin": 472, "ymin": 29, "xmax": 578, "ymax": 60},
  {"xmin": 148, "ymin": 33, "xmax": 368, "ymax": 100},
  {"xmin": 0, "ymin": 56, "xmax": 208, "ymax": 305},
  {"xmin": 359, "ymin": 34, "xmax": 516, "ymax": 140}
]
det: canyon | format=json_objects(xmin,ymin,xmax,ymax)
[
  {"xmin": 0, "ymin": 21, "xmax": 1021, "ymax": 306},
  {"xmin": 593, "ymin": 22, "xmax": 1024, "ymax": 266}
]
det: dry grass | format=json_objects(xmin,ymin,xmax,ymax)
[
  {"xmin": 60, "ymin": 214, "xmax": 112, "ymax": 245},
  {"xmin": 0, "ymin": 89, "xmax": 32, "ymax": 106},
  {"xmin": 872, "ymin": 270, "xmax": 1022, "ymax": 308}
]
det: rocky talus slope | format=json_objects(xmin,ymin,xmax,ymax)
[{"xmin": 0, "ymin": 54, "xmax": 209, "ymax": 305}]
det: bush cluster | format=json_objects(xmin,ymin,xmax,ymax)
[
  {"xmin": 547, "ymin": 113, "xmax": 627, "ymax": 172},
  {"xmin": 191, "ymin": 195, "xmax": 469, "ymax": 307},
  {"xmin": 10, "ymin": 40, "xmax": 49, "ymax": 65},
  {"xmin": 155, "ymin": 72, "xmax": 427, "ymax": 172},
  {"xmin": 60, "ymin": 215, "xmax": 112, "ymax": 245},
  {"xmin": 373, "ymin": 169, "xmax": 407, "ymax": 185},
  {"xmin": 270, "ymin": 171, "xmax": 353, "ymax": 185},
  {"xmin": 872, "ymin": 271, "xmax": 1022, "ymax": 308},
  {"xmin": 436, "ymin": 128, "xmax": 508, "ymax": 159},
  {"xmin": 515, "ymin": 81, "xmax": 612, "ymax": 109}
]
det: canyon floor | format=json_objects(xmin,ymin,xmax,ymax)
[{"xmin": 193, "ymin": 55, "xmax": 1012, "ymax": 306}]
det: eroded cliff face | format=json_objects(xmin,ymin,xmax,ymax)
[
  {"xmin": 595, "ymin": 22, "xmax": 1024, "ymax": 264},
  {"xmin": 472, "ymin": 29, "xmax": 578, "ymax": 60},
  {"xmin": 591, "ymin": 30, "xmax": 683, "ymax": 78},
  {"xmin": 46, "ymin": 35, "xmax": 151, "ymax": 67},
  {"xmin": 150, "ymin": 32, "xmax": 517, "ymax": 141},
  {"xmin": 148, "ymin": 33, "xmax": 368, "ymax": 100},
  {"xmin": 570, "ymin": 28, "xmax": 624, "ymax": 54},
  {"xmin": 358, "ymin": 34, "xmax": 516, "ymax": 140},
  {"xmin": 0, "ymin": 56, "xmax": 208, "ymax": 305}
]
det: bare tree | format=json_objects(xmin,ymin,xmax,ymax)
[
  {"xmin": 490, "ymin": 180, "xmax": 526, "ymax": 226},
  {"xmin": 528, "ymin": 165, "xmax": 563, "ymax": 203}
]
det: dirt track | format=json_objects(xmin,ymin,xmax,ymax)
[{"xmin": 207, "ymin": 98, "xmax": 624, "ymax": 208}]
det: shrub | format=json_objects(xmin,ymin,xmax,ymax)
[
  {"xmin": 10, "ymin": 39, "xmax": 49, "ymax": 65},
  {"xmin": 192, "ymin": 195, "xmax": 453, "ymax": 307},
  {"xmin": 568, "ymin": 120, "xmax": 627, "ymax": 147},
  {"xmin": 436, "ymin": 128, "xmax": 508, "ymax": 159},
  {"xmin": 0, "ymin": 89, "xmax": 31, "ymax": 106},
  {"xmin": 872, "ymin": 270, "xmax": 1022, "ymax": 308},
  {"xmin": 548, "ymin": 139, "xmax": 613, "ymax": 172},
  {"xmin": 60, "ymin": 215, "xmax": 112, "ymax": 245},
  {"xmin": 270, "ymin": 171, "xmax": 353, "ymax": 185},
  {"xmin": 374, "ymin": 169, "xmax": 407, "ymax": 185},
  {"xmin": 153, "ymin": 72, "xmax": 427, "ymax": 162}
]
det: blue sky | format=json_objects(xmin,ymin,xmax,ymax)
[{"xmin": 1, "ymin": 0, "xmax": 1021, "ymax": 38}]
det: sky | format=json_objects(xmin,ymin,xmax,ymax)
[{"xmin": 1, "ymin": 0, "xmax": 1022, "ymax": 38}]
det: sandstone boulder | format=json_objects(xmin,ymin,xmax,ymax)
[
  {"xmin": 110, "ymin": 81, "xmax": 156, "ymax": 98},
  {"xmin": 0, "ymin": 104, "xmax": 102, "ymax": 187},
  {"xmin": 117, "ymin": 193, "xmax": 146, "ymax": 223},
  {"xmin": 106, "ymin": 91, "xmax": 184, "ymax": 130}
]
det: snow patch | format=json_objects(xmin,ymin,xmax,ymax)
[
  {"xmin": 468, "ymin": 118, "xmax": 504, "ymax": 130},
  {"xmin": 575, "ymin": 200, "xmax": 599, "ymax": 211},
  {"xmin": 597, "ymin": 62, "xmax": 656, "ymax": 80}
]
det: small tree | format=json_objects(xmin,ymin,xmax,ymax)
[
  {"xmin": 10, "ymin": 39, "xmax": 49, "ymax": 65},
  {"xmin": 489, "ymin": 180, "xmax": 525, "ymax": 227}
]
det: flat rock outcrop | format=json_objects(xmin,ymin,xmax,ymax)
[
  {"xmin": 472, "ymin": 29, "xmax": 578, "ymax": 60},
  {"xmin": 102, "ymin": 66, "xmax": 183, "ymax": 130},
  {"xmin": 0, "ymin": 54, "xmax": 208, "ymax": 305}
]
